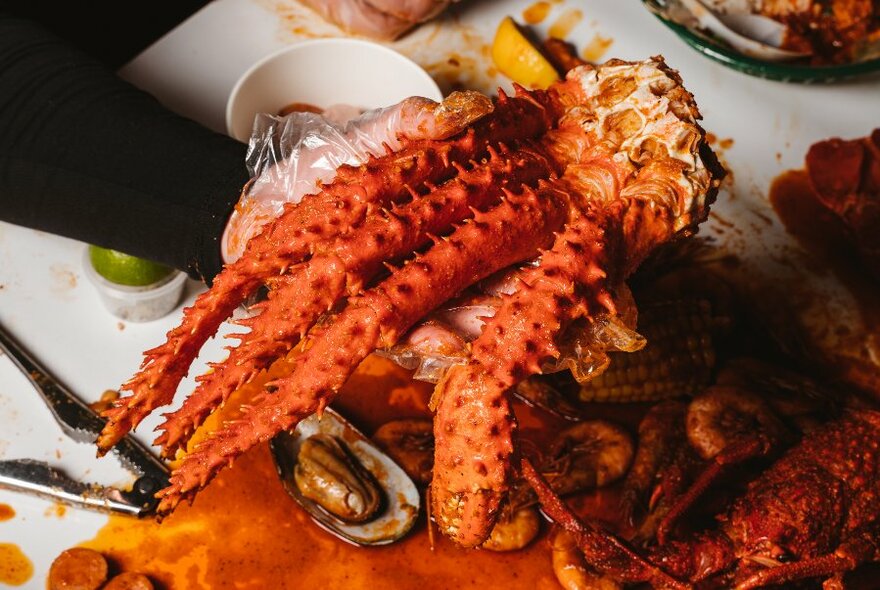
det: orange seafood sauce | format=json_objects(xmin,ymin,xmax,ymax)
[
  {"xmin": 548, "ymin": 8, "xmax": 583, "ymax": 40},
  {"xmin": 0, "ymin": 543, "xmax": 32, "ymax": 586},
  {"xmin": 0, "ymin": 504, "xmax": 14, "ymax": 522},
  {"xmin": 580, "ymin": 34, "xmax": 614, "ymax": 63},
  {"xmin": 277, "ymin": 102, "xmax": 323, "ymax": 117},
  {"xmin": 522, "ymin": 1, "xmax": 552, "ymax": 25},
  {"xmin": 80, "ymin": 356, "xmax": 635, "ymax": 590}
]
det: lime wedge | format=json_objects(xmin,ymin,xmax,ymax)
[{"xmin": 88, "ymin": 246, "xmax": 174, "ymax": 287}]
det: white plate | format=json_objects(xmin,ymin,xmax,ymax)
[{"xmin": 2, "ymin": 0, "xmax": 879, "ymax": 588}]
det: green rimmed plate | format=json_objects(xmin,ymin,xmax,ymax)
[{"xmin": 643, "ymin": 0, "xmax": 880, "ymax": 82}]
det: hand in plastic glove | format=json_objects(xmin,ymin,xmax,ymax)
[
  {"xmin": 300, "ymin": 0, "xmax": 455, "ymax": 40},
  {"xmin": 221, "ymin": 91, "xmax": 493, "ymax": 263}
]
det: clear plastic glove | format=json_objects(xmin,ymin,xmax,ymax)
[
  {"xmin": 222, "ymin": 91, "xmax": 493, "ymax": 263},
  {"xmin": 300, "ymin": 0, "xmax": 456, "ymax": 40},
  {"xmin": 378, "ymin": 277, "xmax": 645, "ymax": 383}
]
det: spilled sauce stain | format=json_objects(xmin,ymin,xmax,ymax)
[
  {"xmin": 407, "ymin": 24, "xmax": 498, "ymax": 94},
  {"xmin": 522, "ymin": 1, "xmax": 552, "ymax": 24},
  {"xmin": 548, "ymin": 8, "xmax": 583, "ymax": 40},
  {"xmin": 580, "ymin": 33, "xmax": 614, "ymax": 62},
  {"xmin": 44, "ymin": 503, "xmax": 67, "ymax": 519},
  {"xmin": 704, "ymin": 132, "xmax": 736, "ymax": 188},
  {"xmin": 0, "ymin": 504, "xmax": 13, "ymax": 521},
  {"xmin": 0, "ymin": 544, "xmax": 33, "ymax": 586},
  {"xmin": 49, "ymin": 263, "xmax": 78, "ymax": 296},
  {"xmin": 704, "ymin": 133, "xmax": 734, "ymax": 151}
]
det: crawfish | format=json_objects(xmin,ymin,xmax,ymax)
[{"xmin": 524, "ymin": 408, "xmax": 880, "ymax": 589}]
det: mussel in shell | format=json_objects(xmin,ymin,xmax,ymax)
[{"xmin": 271, "ymin": 407, "xmax": 420, "ymax": 546}]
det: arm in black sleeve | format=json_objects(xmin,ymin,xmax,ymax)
[{"xmin": 0, "ymin": 14, "xmax": 249, "ymax": 281}]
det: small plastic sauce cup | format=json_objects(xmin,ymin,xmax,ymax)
[{"xmin": 82, "ymin": 248, "xmax": 188, "ymax": 322}]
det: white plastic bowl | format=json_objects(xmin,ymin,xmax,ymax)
[
  {"xmin": 226, "ymin": 39, "xmax": 443, "ymax": 142},
  {"xmin": 83, "ymin": 248, "xmax": 188, "ymax": 322}
]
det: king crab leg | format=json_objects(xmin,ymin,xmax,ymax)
[
  {"xmin": 97, "ymin": 92, "xmax": 555, "ymax": 453},
  {"xmin": 156, "ymin": 179, "xmax": 571, "ymax": 513},
  {"xmin": 431, "ymin": 194, "xmax": 617, "ymax": 545},
  {"xmin": 155, "ymin": 146, "xmax": 557, "ymax": 456}
]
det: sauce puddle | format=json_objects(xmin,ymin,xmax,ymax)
[
  {"xmin": 581, "ymin": 33, "xmax": 614, "ymax": 62},
  {"xmin": 522, "ymin": 1, "xmax": 552, "ymax": 25},
  {"xmin": 0, "ymin": 504, "xmax": 14, "ymax": 522},
  {"xmin": 80, "ymin": 357, "xmax": 575, "ymax": 590},
  {"xmin": 548, "ymin": 8, "xmax": 583, "ymax": 40},
  {"xmin": 0, "ymin": 543, "xmax": 33, "ymax": 586}
]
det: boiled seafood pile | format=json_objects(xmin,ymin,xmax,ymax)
[
  {"xmin": 526, "ymin": 387, "xmax": 880, "ymax": 589},
  {"xmin": 84, "ymin": 42, "xmax": 880, "ymax": 586},
  {"xmin": 95, "ymin": 56, "xmax": 722, "ymax": 549},
  {"xmin": 509, "ymin": 252, "xmax": 880, "ymax": 589}
]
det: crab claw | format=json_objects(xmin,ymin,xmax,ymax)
[{"xmin": 430, "ymin": 363, "xmax": 516, "ymax": 547}]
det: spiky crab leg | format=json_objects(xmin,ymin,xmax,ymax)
[
  {"xmin": 431, "ymin": 196, "xmax": 617, "ymax": 546},
  {"xmin": 155, "ymin": 146, "xmax": 556, "ymax": 456},
  {"xmin": 156, "ymin": 181, "xmax": 570, "ymax": 513},
  {"xmin": 97, "ymin": 93, "xmax": 555, "ymax": 453}
]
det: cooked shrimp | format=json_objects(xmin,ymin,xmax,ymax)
[
  {"xmin": 482, "ymin": 507, "xmax": 541, "ymax": 552},
  {"xmin": 685, "ymin": 386, "xmax": 788, "ymax": 460},
  {"xmin": 514, "ymin": 376, "xmax": 584, "ymax": 422},
  {"xmin": 550, "ymin": 528, "xmax": 622, "ymax": 590},
  {"xmin": 546, "ymin": 420, "xmax": 635, "ymax": 493},
  {"xmin": 372, "ymin": 419, "xmax": 434, "ymax": 485},
  {"xmin": 508, "ymin": 420, "xmax": 634, "ymax": 512}
]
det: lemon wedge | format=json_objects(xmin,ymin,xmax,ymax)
[{"xmin": 491, "ymin": 17, "xmax": 560, "ymax": 89}]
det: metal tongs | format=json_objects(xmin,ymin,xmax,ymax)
[{"xmin": 0, "ymin": 321, "xmax": 169, "ymax": 516}]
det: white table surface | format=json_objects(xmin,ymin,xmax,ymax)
[{"xmin": 1, "ymin": 0, "xmax": 879, "ymax": 587}]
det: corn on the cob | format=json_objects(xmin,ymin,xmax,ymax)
[{"xmin": 578, "ymin": 300, "xmax": 720, "ymax": 403}]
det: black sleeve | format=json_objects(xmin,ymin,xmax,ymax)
[{"xmin": 0, "ymin": 14, "xmax": 249, "ymax": 282}]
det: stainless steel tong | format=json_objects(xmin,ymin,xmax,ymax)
[{"xmin": 0, "ymin": 320, "xmax": 168, "ymax": 516}]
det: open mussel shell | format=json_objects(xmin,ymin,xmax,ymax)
[{"xmin": 270, "ymin": 407, "xmax": 420, "ymax": 546}]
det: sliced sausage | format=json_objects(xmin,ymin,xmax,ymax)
[
  {"xmin": 47, "ymin": 548, "xmax": 108, "ymax": 590},
  {"xmin": 103, "ymin": 572, "xmax": 155, "ymax": 590}
]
